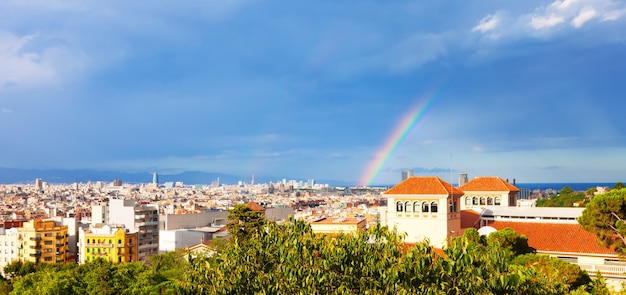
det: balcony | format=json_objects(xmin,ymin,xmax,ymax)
[
  {"xmin": 85, "ymin": 243, "xmax": 113, "ymax": 248},
  {"xmin": 30, "ymin": 237, "xmax": 41, "ymax": 241},
  {"xmin": 579, "ymin": 264, "xmax": 626, "ymax": 278}
]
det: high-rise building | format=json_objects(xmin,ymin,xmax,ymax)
[
  {"xmin": 35, "ymin": 178, "xmax": 43, "ymax": 190},
  {"xmin": 107, "ymin": 199, "xmax": 159, "ymax": 263},
  {"xmin": 17, "ymin": 219, "xmax": 69, "ymax": 264},
  {"xmin": 113, "ymin": 179, "xmax": 122, "ymax": 187},
  {"xmin": 401, "ymin": 169, "xmax": 414, "ymax": 181},
  {"xmin": 152, "ymin": 172, "xmax": 159, "ymax": 186}
]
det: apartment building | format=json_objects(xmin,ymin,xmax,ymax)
[
  {"xmin": 78, "ymin": 225, "xmax": 138, "ymax": 264},
  {"xmin": 0, "ymin": 228, "xmax": 19, "ymax": 276},
  {"xmin": 104, "ymin": 199, "xmax": 159, "ymax": 263},
  {"xmin": 17, "ymin": 219, "xmax": 69, "ymax": 264}
]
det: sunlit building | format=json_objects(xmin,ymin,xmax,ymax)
[
  {"xmin": 78, "ymin": 225, "xmax": 138, "ymax": 264},
  {"xmin": 17, "ymin": 219, "xmax": 69, "ymax": 264}
]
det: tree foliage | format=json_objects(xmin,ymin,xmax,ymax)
[
  {"xmin": 579, "ymin": 188, "xmax": 626, "ymax": 255},
  {"xmin": 5, "ymin": 220, "xmax": 608, "ymax": 294},
  {"xmin": 226, "ymin": 203, "xmax": 266, "ymax": 242},
  {"xmin": 536, "ymin": 186, "xmax": 587, "ymax": 207}
]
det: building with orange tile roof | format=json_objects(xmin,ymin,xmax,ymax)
[
  {"xmin": 462, "ymin": 206, "xmax": 626, "ymax": 289},
  {"xmin": 384, "ymin": 176, "xmax": 463, "ymax": 248},
  {"xmin": 459, "ymin": 176, "xmax": 519, "ymax": 211}
]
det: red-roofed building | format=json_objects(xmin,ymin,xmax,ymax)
[
  {"xmin": 462, "ymin": 206, "xmax": 626, "ymax": 288},
  {"xmin": 460, "ymin": 176, "xmax": 519, "ymax": 211},
  {"xmin": 384, "ymin": 176, "xmax": 463, "ymax": 248}
]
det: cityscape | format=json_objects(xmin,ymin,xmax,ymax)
[{"xmin": 2, "ymin": 0, "xmax": 626, "ymax": 293}]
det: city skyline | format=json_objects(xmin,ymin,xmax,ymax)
[{"xmin": 1, "ymin": 1, "xmax": 625, "ymax": 185}]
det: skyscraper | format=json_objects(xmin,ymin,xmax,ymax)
[{"xmin": 152, "ymin": 172, "xmax": 159, "ymax": 186}]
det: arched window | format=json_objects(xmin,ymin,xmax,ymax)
[
  {"xmin": 431, "ymin": 201, "xmax": 438, "ymax": 213},
  {"xmin": 487, "ymin": 197, "xmax": 493, "ymax": 205},
  {"xmin": 465, "ymin": 197, "xmax": 472, "ymax": 205},
  {"xmin": 495, "ymin": 197, "xmax": 501, "ymax": 206},
  {"xmin": 480, "ymin": 197, "xmax": 486, "ymax": 205},
  {"xmin": 405, "ymin": 201, "xmax": 412, "ymax": 213},
  {"xmin": 422, "ymin": 201, "xmax": 429, "ymax": 213},
  {"xmin": 86, "ymin": 239, "xmax": 90, "ymax": 244},
  {"xmin": 473, "ymin": 197, "xmax": 479, "ymax": 205},
  {"xmin": 413, "ymin": 201, "xmax": 421, "ymax": 213},
  {"xmin": 396, "ymin": 201, "xmax": 404, "ymax": 212}
]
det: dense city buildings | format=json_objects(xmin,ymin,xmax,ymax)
[{"xmin": 0, "ymin": 174, "xmax": 622, "ymax": 288}]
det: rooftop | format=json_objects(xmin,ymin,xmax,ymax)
[
  {"xmin": 460, "ymin": 176, "xmax": 520, "ymax": 192},
  {"xmin": 384, "ymin": 176, "xmax": 464, "ymax": 195}
]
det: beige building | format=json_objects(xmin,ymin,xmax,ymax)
[
  {"xmin": 310, "ymin": 217, "xmax": 366, "ymax": 236},
  {"xmin": 18, "ymin": 219, "xmax": 69, "ymax": 264},
  {"xmin": 384, "ymin": 176, "xmax": 463, "ymax": 248},
  {"xmin": 459, "ymin": 176, "xmax": 519, "ymax": 210}
]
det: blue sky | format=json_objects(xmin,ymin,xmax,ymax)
[{"xmin": 1, "ymin": 0, "xmax": 625, "ymax": 185}]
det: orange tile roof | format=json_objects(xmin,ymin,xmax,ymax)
[
  {"xmin": 384, "ymin": 176, "xmax": 464, "ymax": 195},
  {"xmin": 488, "ymin": 221, "xmax": 616, "ymax": 255},
  {"xmin": 460, "ymin": 176, "xmax": 520, "ymax": 192},
  {"xmin": 460, "ymin": 210, "xmax": 481, "ymax": 229},
  {"xmin": 246, "ymin": 201, "xmax": 266, "ymax": 212}
]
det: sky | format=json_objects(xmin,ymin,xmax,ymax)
[{"xmin": 1, "ymin": 0, "xmax": 625, "ymax": 186}]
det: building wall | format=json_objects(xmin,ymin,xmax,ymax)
[
  {"xmin": 386, "ymin": 194, "xmax": 459, "ymax": 248},
  {"xmin": 460, "ymin": 191, "xmax": 513, "ymax": 211},
  {"xmin": 160, "ymin": 211, "xmax": 228, "ymax": 230},
  {"xmin": 0, "ymin": 228, "xmax": 19, "ymax": 276},
  {"xmin": 78, "ymin": 227, "xmax": 138, "ymax": 264},
  {"xmin": 17, "ymin": 219, "xmax": 68, "ymax": 264},
  {"xmin": 159, "ymin": 230, "xmax": 210, "ymax": 252}
]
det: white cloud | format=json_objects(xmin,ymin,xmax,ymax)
[
  {"xmin": 0, "ymin": 32, "xmax": 56, "ymax": 88},
  {"xmin": 530, "ymin": 14, "xmax": 565, "ymax": 29},
  {"xmin": 571, "ymin": 7, "xmax": 597, "ymax": 28},
  {"xmin": 550, "ymin": 0, "xmax": 579, "ymax": 11},
  {"xmin": 602, "ymin": 8, "xmax": 626, "ymax": 21},
  {"xmin": 529, "ymin": 0, "xmax": 626, "ymax": 30},
  {"xmin": 472, "ymin": 14, "xmax": 501, "ymax": 33}
]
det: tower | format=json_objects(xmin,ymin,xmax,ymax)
[
  {"xmin": 152, "ymin": 172, "xmax": 159, "ymax": 186},
  {"xmin": 401, "ymin": 169, "xmax": 414, "ymax": 181},
  {"xmin": 458, "ymin": 173, "xmax": 468, "ymax": 187}
]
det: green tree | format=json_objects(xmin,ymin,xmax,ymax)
[
  {"xmin": 487, "ymin": 227, "xmax": 535, "ymax": 256},
  {"xmin": 614, "ymin": 182, "xmax": 625, "ymax": 190},
  {"xmin": 226, "ymin": 203, "xmax": 266, "ymax": 242},
  {"xmin": 579, "ymin": 188, "xmax": 626, "ymax": 255}
]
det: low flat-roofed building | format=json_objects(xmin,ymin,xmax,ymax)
[{"xmin": 310, "ymin": 217, "xmax": 366, "ymax": 236}]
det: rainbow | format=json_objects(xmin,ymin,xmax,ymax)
[{"xmin": 359, "ymin": 92, "xmax": 437, "ymax": 186}]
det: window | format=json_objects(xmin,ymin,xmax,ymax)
[
  {"xmin": 495, "ymin": 197, "xmax": 501, "ymax": 206},
  {"xmin": 405, "ymin": 201, "xmax": 412, "ymax": 213},
  {"xmin": 487, "ymin": 197, "xmax": 493, "ymax": 205},
  {"xmin": 396, "ymin": 201, "xmax": 404, "ymax": 212},
  {"xmin": 422, "ymin": 201, "xmax": 429, "ymax": 213},
  {"xmin": 480, "ymin": 197, "xmax": 486, "ymax": 206},
  {"xmin": 431, "ymin": 201, "xmax": 438, "ymax": 213},
  {"xmin": 472, "ymin": 197, "xmax": 479, "ymax": 205},
  {"xmin": 465, "ymin": 197, "xmax": 472, "ymax": 205},
  {"xmin": 413, "ymin": 201, "xmax": 421, "ymax": 213}
]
